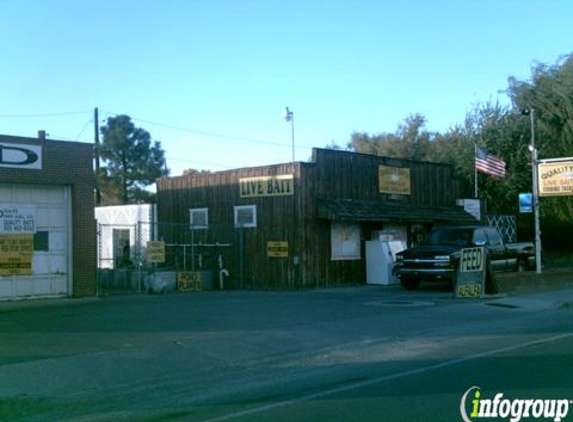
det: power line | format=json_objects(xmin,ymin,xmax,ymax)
[
  {"xmin": 0, "ymin": 110, "xmax": 92, "ymax": 118},
  {"xmin": 75, "ymin": 119, "xmax": 94, "ymax": 141},
  {"xmin": 101, "ymin": 110, "xmax": 315, "ymax": 150},
  {"xmin": 166, "ymin": 156, "xmax": 234, "ymax": 169}
]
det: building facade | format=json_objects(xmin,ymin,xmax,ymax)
[
  {"xmin": 0, "ymin": 134, "xmax": 96, "ymax": 299},
  {"xmin": 156, "ymin": 148, "xmax": 476, "ymax": 289},
  {"xmin": 95, "ymin": 204, "xmax": 158, "ymax": 269}
]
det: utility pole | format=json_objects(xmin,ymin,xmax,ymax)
[
  {"xmin": 528, "ymin": 109, "xmax": 542, "ymax": 274},
  {"xmin": 284, "ymin": 107, "xmax": 295, "ymax": 163},
  {"xmin": 521, "ymin": 108, "xmax": 542, "ymax": 274},
  {"xmin": 94, "ymin": 107, "xmax": 102, "ymax": 205}
]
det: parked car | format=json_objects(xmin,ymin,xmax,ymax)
[{"xmin": 394, "ymin": 225, "xmax": 535, "ymax": 290}]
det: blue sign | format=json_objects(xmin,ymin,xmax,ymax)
[{"xmin": 519, "ymin": 193, "xmax": 533, "ymax": 213}]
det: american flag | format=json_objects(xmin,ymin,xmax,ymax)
[{"xmin": 476, "ymin": 147, "xmax": 506, "ymax": 178}]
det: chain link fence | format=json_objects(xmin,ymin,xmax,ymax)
[
  {"xmin": 97, "ymin": 220, "xmax": 237, "ymax": 295},
  {"xmin": 487, "ymin": 215, "xmax": 517, "ymax": 243}
]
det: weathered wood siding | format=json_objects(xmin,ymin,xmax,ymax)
[
  {"xmin": 297, "ymin": 149, "xmax": 465, "ymax": 287},
  {"xmin": 157, "ymin": 163, "xmax": 304, "ymax": 289},
  {"xmin": 308, "ymin": 148, "xmax": 461, "ymax": 206},
  {"xmin": 157, "ymin": 148, "xmax": 466, "ymax": 289}
]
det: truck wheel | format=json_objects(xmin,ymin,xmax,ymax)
[
  {"xmin": 401, "ymin": 278, "xmax": 420, "ymax": 290},
  {"xmin": 485, "ymin": 261, "xmax": 499, "ymax": 294}
]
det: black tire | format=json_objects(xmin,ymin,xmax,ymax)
[
  {"xmin": 485, "ymin": 260, "xmax": 499, "ymax": 294},
  {"xmin": 401, "ymin": 278, "xmax": 420, "ymax": 290}
]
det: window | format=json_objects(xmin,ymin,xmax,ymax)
[
  {"xmin": 473, "ymin": 229, "xmax": 488, "ymax": 246},
  {"xmin": 34, "ymin": 231, "xmax": 49, "ymax": 252},
  {"xmin": 190, "ymin": 208, "xmax": 209, "ymax": 229},
  {"xmin": 331, "ymin": 223, "xmax": 361, "ymax": 260},
  {"xmin": 485, "ymin": 228, "xmax": 502, "ymax": 247},
  {"xmin": 234, "ymin": 205, "xmax": 257, "ymax": 228}
]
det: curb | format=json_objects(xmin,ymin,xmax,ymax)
[{"xmin": 496, "ymin": 268, "xmax": 573, "ymax": 294}]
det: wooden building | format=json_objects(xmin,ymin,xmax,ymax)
[{"xmin": 156, "ymin": 148, "xmax": 476, "ymax": 288}]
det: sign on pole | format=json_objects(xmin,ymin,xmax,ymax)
[
  {"xmin": 147, "ymin": 241, "xmax": 165, "ymax": 263},
  {"xmin": 538, "ymin": 160, "xmax": 573, "ymax": 197},
  {"xmin": 519, "ymin": 193, "xmax": 533, "ymax": 213},
  {"xmin": 455, "ymin": 247, "xmax": 486, "ymax": 298}
]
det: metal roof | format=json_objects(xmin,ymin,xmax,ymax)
[{"xmin": 317, "ymin": 198, "xmax": 478, "ymax": 225}]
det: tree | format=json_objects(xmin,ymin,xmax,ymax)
[
  {"xmin": 183, "ymin": 168, "xmax": 212, "ymax": 176},
  {"xmin": 346, "ymin": 113, "xmax": 434, "ymax": 161},
  {"xmin": 507, "ymin": 54, "xmax": 573, "ymax": 245},
  {"xmin": 508, "ymin": 54, "xmax": 573, "ymax": 159},
  {"xmin": 100, "ymin": 115, "xmax": 169, "ymax": 204}
]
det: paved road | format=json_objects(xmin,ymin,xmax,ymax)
[{"xmin": 1, "ymin": 285, "xmax": 572, "ymax": 422}]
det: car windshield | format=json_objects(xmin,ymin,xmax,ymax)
[{"xmin": 424, "ymin": 228, "xmax": 473, "ymax": 247}]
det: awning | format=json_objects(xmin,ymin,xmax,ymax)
[{"xmin": 317, "ymin": 198, "xmax": 477, "ymax": 225}]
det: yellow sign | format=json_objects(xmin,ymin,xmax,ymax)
[
  {"xmin": 0, "ymin": 234, "xmax": 33, "ymax": 275},
  {"xmin": 239, "ymin": 175, "xmax": 294, "ymax": 198},
  {"xmin": 147, "ymin": 241, "xmax": 166, "ymax": 263},
  {"xmin": 379, "ymin": 166, "xmax": 411, "ymax": 195},
  {"xmin": 538, "ymin": 161, "xmax": 573, "ymax": 197},
  {"xmin": 267, "ymin": 241, "xmax": 289, "ymax": 258},
  {"xmin": 177, "ymin": 271, "xmax": 203, "ymax": 292}
]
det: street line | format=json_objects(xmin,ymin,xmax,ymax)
[{"xmin": 199, "ymin": 332, "xmax": 573, "ymax": 422}]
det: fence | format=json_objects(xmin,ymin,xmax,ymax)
[
  {"xmin": 97, "ymin": 221, "xmax": 237, "ymax": 294},
  {"xmin": 487, "ymin": 215, "xmax": 516, "ymax": 243}
]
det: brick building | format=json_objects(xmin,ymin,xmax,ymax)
[{"xmin": 0, "ymin": 133, "xmax": 96, "ymax": 299}]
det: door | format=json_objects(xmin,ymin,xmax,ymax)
[
  {"xmin": 0, "ymin": 184, "xmax": 70, "ymax": 299},
  {"xmin": 484, "ymin": 228, "xmax": 509, "ymax": 270}
]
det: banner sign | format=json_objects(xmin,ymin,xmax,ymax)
[
  {"xmin": 0, "ymin": 205, "xmax": 36, "ymax": 234},
  {"xmin": 146, "ymin": 241, "xmax": 166, "ymax": 263},
  {"xmin": 177, "ymin": 271, "xmax": 203, "ymax": 292},
  {"xmin": 0, "ymin": 143, "xmax": 42, "ymax": 170},
  {"xmin": 239, "ymin": 174, "xmax": 294, "ymax": 198},
  {"xmin": 0, "ymin": 234, "xmax": 33, "ymax": 275},
  {"xmin": 379, "ymin": 166, "xmax": 411, "ymax": 195},
  {"xmin": 267, "ymin": 241, "xmax": 289, "ymax": 258},
  {"xmin": 455, "ymin": 247, "xmax": 486, "ymax": 298},
  {"xmin": 519, "ymin": 193, "xmax": 533, "ymax": 213},
  {"xmin": 538, "ymin": 161, "xmax": 573, "ymax": 197}
]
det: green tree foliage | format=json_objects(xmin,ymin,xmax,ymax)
[
  {"xmin": 100, "ymin": 115, "xmax": 169, "ymax": 204},
  {"xmin": 347, "ymin": 114, "xmax": 433, "ymax": 161},
  {"xmin": 508, "ymin": 54, "xmax": 573, "ymax": 225},
  {"xmin": 508, "ymin": 54, "xmax": 573, "ymax": 158},
  {"xmin": 342, "ymin": 53, "xmax": 573, "ymax": 249}
]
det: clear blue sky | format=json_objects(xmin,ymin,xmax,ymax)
[{"xmin": 1, "ymin": 0, "xmax": 571, "ymax": 176}]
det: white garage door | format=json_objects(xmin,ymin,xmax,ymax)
[{"xmin": 0, "ymin": 184, "xmax": 71, "ymax": 300}]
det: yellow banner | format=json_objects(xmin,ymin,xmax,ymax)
[
  {"xmin": 239, "ymin": 175, "xmax": 294, "ymax": 198},
  {"xmin": 379, "ymin": 166, "xmax": 411, "ymax": 195},
  {"xmin": 147, "ymin": 241, "xmax": 166, "ymax": 263},
  {"xmin": 0, "ymin": 234, "xmax": 33, "ymax": 275},
  {"xmin": 177, "ymin": 272, "xmax": 203, "ymax": 292},
  {"xmin": 267, "ymin": 241, "xmax": 289, "ymax": 258},
  {"xmin": 538, "ymin": 161, "xmax": 573, "ymax": 197}
]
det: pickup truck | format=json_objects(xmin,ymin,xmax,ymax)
[{"xmin": 394, "ymin": 225, "xmax": 535, "ymax": 290}]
